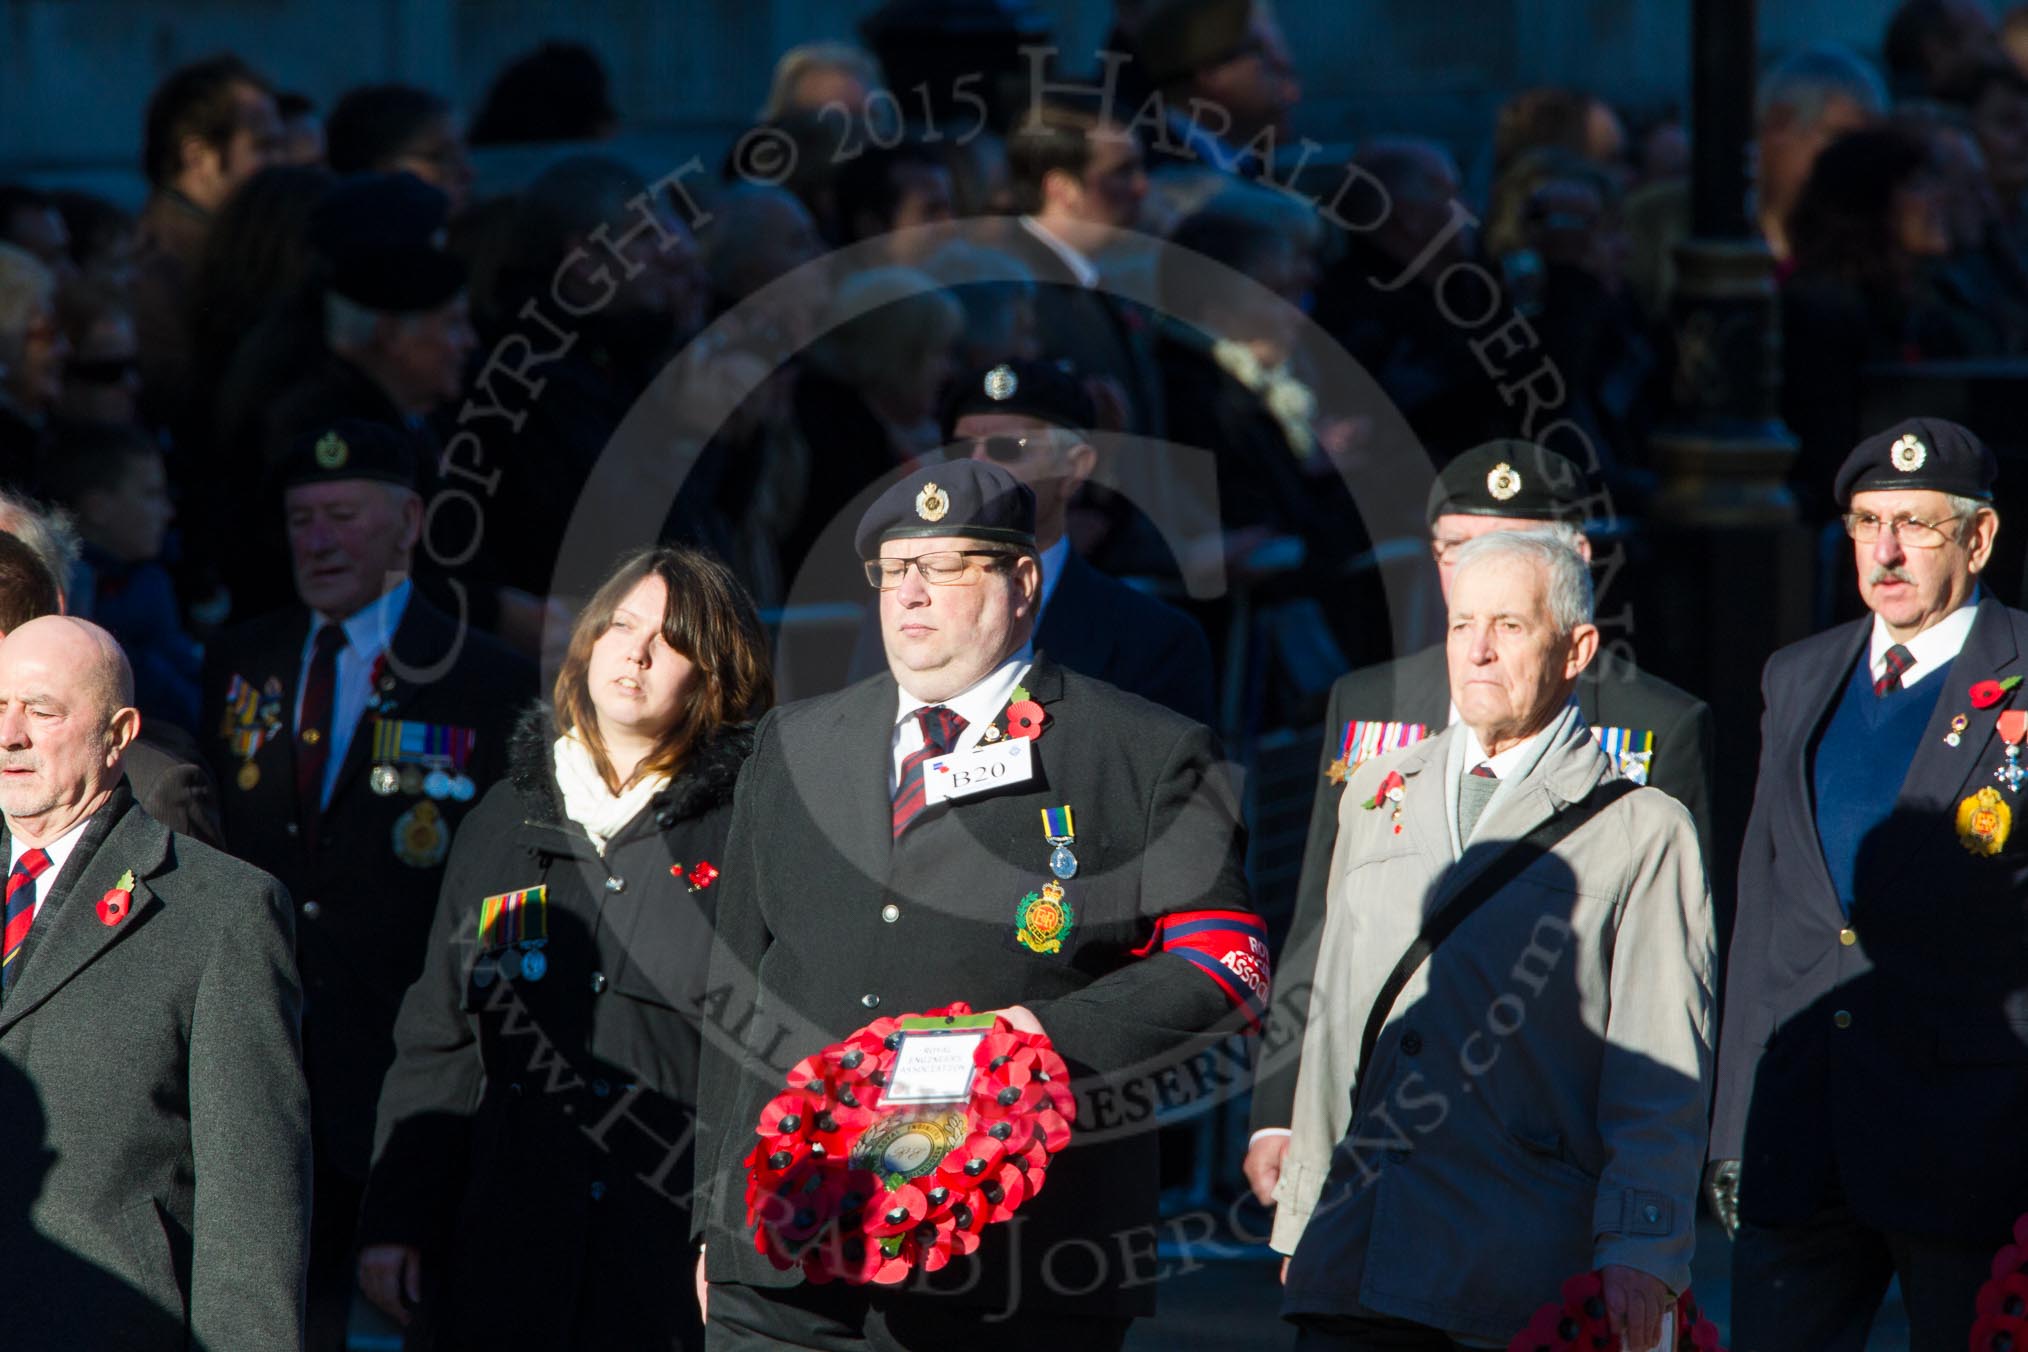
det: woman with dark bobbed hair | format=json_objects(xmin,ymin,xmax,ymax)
[{"xmin": 356, "ymin": 545, "xmax": 772, "ymax": 1349}]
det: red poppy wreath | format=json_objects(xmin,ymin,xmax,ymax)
[
  {"xmin": 1970, "ymin": 1213, "xmax": 2028, "ymax": 1351},
  {"xmin": 1509, "ymin": 1273, "xmax": 1724, "ymax": 1351},
  {"xmin": 743, "ymin": 1001, "xmax": 1075, "ymax": 1285}
]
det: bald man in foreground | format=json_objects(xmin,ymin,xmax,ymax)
[{"xmin": 0, "ymin": 617, "xmax": 310, "ymax": 1351}]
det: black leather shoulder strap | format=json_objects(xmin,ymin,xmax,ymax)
[{"xmin": 1352, "ymin": 778, "xmax": 1640, "ymax": 1112}]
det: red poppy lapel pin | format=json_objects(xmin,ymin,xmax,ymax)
[
  {"xmin": 1361, "ymin": 771, "xmax": 1407, "ymax": 834},
  {"xmin": 1001, "ymin": 686, "xmax": 1047, "ymax": 742},
  {"xmin": 671, "ymin": 861, "xmax": 720, "ymax": 893},
  {"xmin": 1970, "ymin": 675, "xmax": 2023, "ymax": 709},
  {"xmin": 96, "ymin": 869, "xmax": 136, "ymax": 927}
]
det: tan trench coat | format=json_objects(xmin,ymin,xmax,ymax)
[{"xmin": 1271, "ymin": 712, "xmax": 1716, "ymax": 1344}]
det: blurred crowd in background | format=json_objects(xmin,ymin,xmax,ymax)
[{"xmin": 1, "ymin": 0, "xmax": 2027, "ymax": 738}]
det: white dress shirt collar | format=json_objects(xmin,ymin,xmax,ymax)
[
  {"xmin": 1868, "ymin": 591, "xmax": 1980, "ymax": 692},
  {"xmin": 1018, "ymin": 216, "xmax": 1100, "ymax": 288},
  {"xmin": 891, "ymin": 656, "xmax": 1033, "ymax": 792},
  {"xmin": 10, "ymin": 813, "xmax": 95, "ymax": 920}
]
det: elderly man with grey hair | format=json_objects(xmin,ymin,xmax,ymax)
[
  {"xmin": 0, "ymin": 615, "xmax": 310, "ymax": 1350},
  {"xmin": 1272, "ymin": 529, "xmax": 1716, "ymax": 1352}
]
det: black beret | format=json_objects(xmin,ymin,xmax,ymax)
[
  {"xmin": 1426, "ymin": 440, "xmax": 1590, "ymax": 526},
  {"xmin": 278, "ymin": 419, "xmax": 421, "ymax": 493},
  {"xmin": 310, "ymin": 172, "xmax": 465, "ymax": 313},
  {"xmin": 1834, "ymin": 416, "xmax": 1997, "ymax": 505},
  {"xmin": 855, "ymin": 461, "xmax": 1036, "ymax": 559},
  {"xmin": 940, "ymin": 360, "xmax": 1097, "ymax": 443},
  {"xmin": 1137, "ymin": 0, "xmax": 1255, "ymax": 89}
]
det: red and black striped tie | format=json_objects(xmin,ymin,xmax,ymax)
[
  {"xmin": 1874, "ymin": 643, "xmax": 1914, "ymax": 697},
  {"xmin": 892, "ymin": 705, "xmax": 967, "ymax": 838},
  {"xmin": 1, "ymin": 848, "xmax": 52, "ymax": 997}
]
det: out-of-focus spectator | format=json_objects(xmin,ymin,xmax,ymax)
[
  {"xmin": 1312, "ymin": 137, "xmax": 1516, "ymax": 457},
  {"xmin": 134, "ymin": 54, "xmax": 284, "ymax": 422},
  {"xmin": 1492, "ymin": 86, "xmax": 1628, "ymax": 179},
  {"xmin": 468, "ymin": 41, "xmax": 616, "ymax": 146},
  {"xmin": 698, "ymin": 181, "xmax": 829, "ymax": 351},
  {"xmin": 999, "ymin": 94, "xmax": 1159, "ymax": 435},
  {"xmin": 474, "ymin": 154, "xmax": 707, "ymax": 597},
  {"xmin": 1634, "ymin": 111, "xmax": 1690, "ymax": 187},
  {"xmin": 759, "ymin": 41, "xmax": 883, "ymax": 120},
  {"xmin": 784, "ymin": 269, "xmax": 959, "ymax": 570},
  {"xmin": 1756, "ymin": 44, "xmax": 1888, "ymax": 261},
  {"xmin": 833, "ymin": 140, "xmax": 956, "ymax": 266},
  {"xmin": 939, "ymin": 129, "xmax": 1016, "ymax": 216},
  {"xmin": 921, "ymin": 240, "xmax": 1040, "ymax": 369},
  {"xmin": 49, "ymin": 191, "xmax": 137, "ymax": 292},
  {"xmin": 54, "ymin": 279, "xmax": 143, "ymax": 428},
  {"xmin": 1941, "ymin": 60, "xmax": 2028, "ymax": 242},
  {"xmin": 1885, "ymin": 0, "xmax": 2003, "ymax": 102},
  {"xmin": 40, "ymin": 423, "xmax": 199, "ymax": 732},
  {"xmin": 276, "ymin": 90, "xmax": 326, "ymax": 166},
  {"xmin": 219, "ymin": 174, "xmax": 472, "ymax": 621},
  {"xmin": 0, "ymin": 186, "xmax": 75, "ymax": 283},
  {"xmin": 325, "ymin": 84, "xmax": 473, "ymax": 215},
  {"xmin": 1783, "ymin": 124, "xmax": 1962, "ymax": 517},
  {"xmin": 1158, "ymin": 196, "xmax": 1359, "ymax": 596},
  {"xmin": 1135, "ymin": 0, "xmax": 1301, "ymax": 176},
  {"xmin": 1486, "ymin": 148, "xmax": 1656, "ymax": 493},
  {"xmin": 1908, "ymin": 108, "xmax": 2028, "ymax": 354},
  {"xmin": 0, "ymin": 244, "xmax": 67, "ymax": 487},
  {"xmin": 189, "ymin": 163, "xmax": 337, "ymax": 437},
  {"xmin": 2006, "ymin": 3, "xmax": 2028, "ymax": 74}
]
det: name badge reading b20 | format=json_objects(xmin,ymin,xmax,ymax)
[{"xmin": 923, "ymin": 739, "xmax": 1034, "ymax": 805}]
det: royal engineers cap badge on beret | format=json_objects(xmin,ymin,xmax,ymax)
[
  {"xmin": 915, "ymin": 481, "xmax": 949, "ymax": 523},
  {"xmin": 1487, "ymin": 461, "xmax": 1522, "ymax": 501},
  {"xmin": 1890, "ymin": 434, "xmax": 1927, "ymax": 472},
  {"xmin": 984, "ymin": 365, "xmax": 1018, "ymax": 401},
  {"xmin": 315, "ymin": 430, "xmax": 349, "ymax": 470}
]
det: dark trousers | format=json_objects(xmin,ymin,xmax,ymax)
[
  {"xmin": 1289, "ymin": 1312, "xmax": 1463, "ymax": 1351},
  {"xmin": 705, "ymin": 1280, "xmax": 1132, "ymax": 1352},
  {"xmin": 1732, "ymin": 1199, "xmax": 1994, "ymax": 1352},
  {"xmin": 307, "ymin": 1161, "xmax": 364, "ymax": 1352}
]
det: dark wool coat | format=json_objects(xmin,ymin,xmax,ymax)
[
  {"xmin": 0, "ymin": 787, "xmax": 311, "ymax": 1351},
  {"xmin": 361, "ymin": 705, "xmax": 752, "ymax": 1351}
]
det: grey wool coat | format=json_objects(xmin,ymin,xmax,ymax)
[
  {"xmin": 0, "ymin": 785, "xmax": 311, "ymax": 1351},
  {"xmin": 1273, "ymin": 713, "xmax": 1715, "ymax": 1345}
]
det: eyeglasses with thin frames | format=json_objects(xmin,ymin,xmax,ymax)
[
  {"xmin": 864, "ymin": 551, "xmax": 1016, "ymax": 589},
  {"xmin": 1842, "ymin": 512, "xmax": 1968, "ymax": 549}
]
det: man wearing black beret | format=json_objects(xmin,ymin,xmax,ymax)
[
  {"xmin": 693, "ymin": 458, "xmax": 1266, "ymax": 1349},
  {"xmin": 934, "ymin": 360, "xmax": 1215, "ymax": 724},
  {"xmin": 1710, "ymin": 416, "xmax": 2028, "ymax": 1351},
  {"xmin": 200, "ymin": 419, "xmax": 534, "ymax": 1352},
  {"xmin": 1244, "ymin": 438, "xmax": 1715, "ymax": 1207}
]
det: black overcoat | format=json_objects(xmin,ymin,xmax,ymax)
[
  {"xmin": 361, "ymin": 706, "xmax": 751, "ymax": 1350},
  {"xmin": 693, "ymin": 656, "xmax": 1260, "ymax": 1322}
]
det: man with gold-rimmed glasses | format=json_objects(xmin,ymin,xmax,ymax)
[
  {"xmin": 693, "ymin": 458, "xmax": 1266, "ymax": 1349},
  {"xmin": 1712, "ymin": 416, "xmax": 2028, "ymax": 1352}
]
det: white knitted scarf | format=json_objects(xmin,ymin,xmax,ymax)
[{"xmin": 552, "ymin": 732, "xmax": 669, "ymax": 854}]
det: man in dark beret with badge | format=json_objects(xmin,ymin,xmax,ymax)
[
  {"xmin": 947, "ymin": 359, "xmax": 1213, "ymax": 724},
  {"xmin": 200, "ymin": 417, "xmax": 533, "ymax": 1352},
  {"xmin": 1709, "ymin": 417, "xmax": 2028, "ymax": 1352},
  {"xmin": 1245, "ymin": 438, "xmax": 1714, "ymax": 1207},
  {"xmin": 693, "ymin": 458, "xmax": 1265, "ymax": 1350}
]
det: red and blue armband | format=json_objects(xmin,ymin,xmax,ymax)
[{"xmin": 1132, "ymin": 909, "xmax": 1272, "ymax": 1030}]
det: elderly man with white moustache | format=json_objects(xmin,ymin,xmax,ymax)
[{"xmin": 1271, "ymin": 530, "xmax": 1716, "ymax": 1352}]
